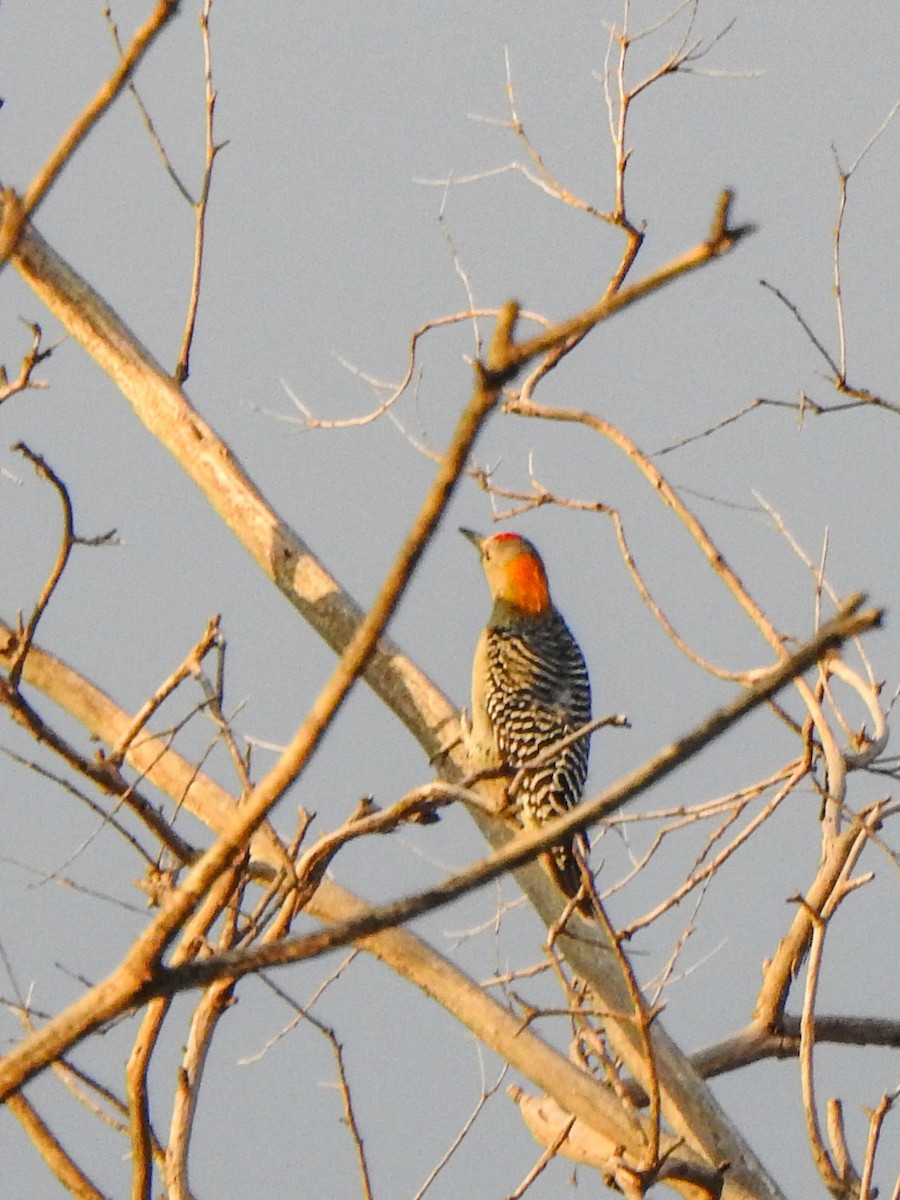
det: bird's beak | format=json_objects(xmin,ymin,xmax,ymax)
[{"xmin": 459, "ymin": 527, "xmax": 485, "ymax": 552}]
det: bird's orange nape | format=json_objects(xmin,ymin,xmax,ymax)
[{"xmin": 504, "ymin": 551, "xmax": 550, "ymax": 614}]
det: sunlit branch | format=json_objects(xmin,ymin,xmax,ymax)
[{"xmin": 6, "ymin": 1093, "xmax": 106, "ymax": 1200}]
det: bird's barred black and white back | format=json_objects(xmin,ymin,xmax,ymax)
[{"xmin": 483, "ymin": 607, "xmax": 593, "ymax": 909}]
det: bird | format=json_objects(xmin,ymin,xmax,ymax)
[{"xmin": 460, "ymin": 528, "xmax": 594, "ymax": 912}]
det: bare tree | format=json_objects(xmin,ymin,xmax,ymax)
[{"xmin": 0, "ymin": 4, "xmax": 897, "ymax": 1198}]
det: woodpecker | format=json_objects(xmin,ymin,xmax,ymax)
[{"xmin": 460, "ymin": 528, "xmax": 593, "ymax": 911}]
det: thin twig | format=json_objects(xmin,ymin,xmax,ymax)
[
  {"xmin": 176, "ymin": 0, "xmax": 224, "ymax": 382},
  {"xmin": 7, "ymin": 444, "xmax": 77, "ymax": 687},
  {"xmin": 109, "ymin": 617, "xmax": 222, "ymax": 766},
  {"xmin": 273, "ymin": 307, "xmax": 545, "ymax": 431},
  {"xmin": 620, "ymin": 759, "xmax": 808, "ymax": 936},
  {"xmin": 318, "ymin": 1022, "xmax": 374, "ymax": 1200},
  {"xmin": 760, "ymin": 277, "xmax": 900, "ymax": 416},
  {"xmin": 0, "ymin": 1, "xmax": 179, "ymax": 267},
  {"xmin": 591, "ymin": 898, "xmax": 662, "ymax": 1167},
  {"xmin": 0, "ymin": 682, "xmax": 199, "ymax": 866},
  {"xmin": 0, "ymin": 748, "xmax": 159, "ymax": 870},
  {"xmin": 833, "ymin": 101, "xmax": 900, "ymax": 381},
  {"xmin": 0, "ymin": 322, "xmax": 53, "ymax": 403},
  {"xmin": 412, "ymin": 1061, "xmax": 507, "ymax": 1200},
  {"xmin": 860, "ymin": 1089, "xmax": 899, "ymax": 1200},
  {"xmin": 505, "ymin": 1105, "xmax": 576, "ymax": 1198},
  {"xmin": 103, "ymin": 5, "xmax": 193, "ymax": 203}
]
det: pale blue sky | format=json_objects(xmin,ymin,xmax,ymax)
[{"xmin": 1, "ymin": 2, "xmax": 899, "ymax": 1196}]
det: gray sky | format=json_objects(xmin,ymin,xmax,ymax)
[{"xmin": 1, "ymin": 2, "xmax": 899, "ymax": 1196}]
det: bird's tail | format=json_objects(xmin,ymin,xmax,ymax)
[{"xmin": 545, "ymin": 832, "xmax": 594, "ymax": 916}]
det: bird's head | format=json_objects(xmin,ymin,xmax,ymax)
[{"xmin": 460, "ymin": 528, "xmax": 551, "ymax": 615}]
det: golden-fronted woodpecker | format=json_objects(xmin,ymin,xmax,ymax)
[{"xmin": 460, "ymin": 528, "xmax": 593, "ymax": 911}]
